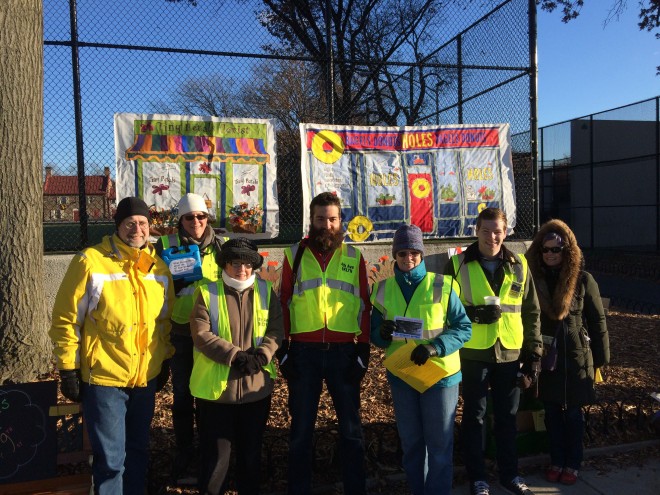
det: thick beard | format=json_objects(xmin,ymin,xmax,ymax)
[{"xmin": 308, "ymin": 225, "xmax": 344, "ymax": 252}]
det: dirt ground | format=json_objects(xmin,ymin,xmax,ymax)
[{"xmin": 139, "ymin": 308, "xmax": 659, "ymax": 494}]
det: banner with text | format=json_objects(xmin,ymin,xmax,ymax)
[
  {"xmin": 115, "ymin": 113, "xmax": 279, "ymax": 238},
  {"xmin": 300, "ymin": 123, "xmax": 516, "ymax": 241}
]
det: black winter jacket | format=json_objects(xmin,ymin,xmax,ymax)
[{"xmin": 527, "ymin": 219, "xmax": 610, "ymax": 407}]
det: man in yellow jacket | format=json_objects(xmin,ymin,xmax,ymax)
[{"xmin": 50, "ymin": 197, "xmax": 174, "ymax": 495}]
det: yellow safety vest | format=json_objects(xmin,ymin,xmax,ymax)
[
  {"xmin": 451, "ymin": 253, "xmax": 527, "ymax": 349},
  {"xmin": 284, "ymin": 243, "xmax": 363, "ymax": 335},
  {"xmin": 160, "ymin": 233, "xmax": 225, "ymax": 324},
  {"xmin": 371, "ymin": 273, "xmax": 461, "ymax": 378},
  {"xmin": 189, "ymin": 278, "xmax": 276, "ymax": 401}
]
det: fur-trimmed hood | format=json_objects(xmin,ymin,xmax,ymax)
[{"xmin": 526, "ymin": 219, "xmax": 584, "ymax": 320}]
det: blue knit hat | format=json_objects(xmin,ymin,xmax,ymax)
[{"xmin": 392, "ymin": 224, "xmax": 424, "ymax": 257}]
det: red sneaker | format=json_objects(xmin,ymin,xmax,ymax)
[
  {"xmin": 559, "ymin": 468, "xmax": 578, "ymax": 485},
  {"xmin": 545, "ymin": 466, "xmax": 562, "ymax": 483}
]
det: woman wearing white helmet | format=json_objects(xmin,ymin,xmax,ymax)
[{"xmin": 155, "ymin": 193, "xmax": 226, "ymax": 484}]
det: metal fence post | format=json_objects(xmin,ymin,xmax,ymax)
[
  {"xmin": 529, "ymin": 0, "xmax": 539, "ymax": 235},
  {"xmin": 68, "ymin": 0, "xmax": 88, "ymax": 248}
]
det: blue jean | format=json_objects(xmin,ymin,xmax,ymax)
[
  {"xmin": 389, "ymin": 377, "xmax": 458, "ymax": 495},
  {"xmin": 460, "ymin": 359, "xmax": 520, "ymax": 484},
  {"xmin": 170, "ymin": 333, "xmax": 196, "ymax": 454},
  {"xmin": 286, "ymin": 342, "xmax": 366, "ymax": 495},
  {"xmin": 82, "ymin": 380, "xmax": 157, "ymax": 495},
  {"xmin": 543, "ymin": 402, "xmax": 584, "ymax": 470}
]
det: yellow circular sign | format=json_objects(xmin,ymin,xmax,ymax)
[
  {"xmin": 311, "ymin": 130, "xmax": 344, "ymax": 164},
  {"xmin": 347, "ymin": 215, "xmax": 373, "ymax": 242},
  {"xmin": 477, "ymin": 202, "xmax": 487, "ymax": 213},
  {"xmin": 411, "ymin": 177, "xmax": 431, "ymax": 199}
]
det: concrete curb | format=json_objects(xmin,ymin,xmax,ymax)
[{"xmin": 265, "ymin": 439, "xmax": 660, "ymax": 495}]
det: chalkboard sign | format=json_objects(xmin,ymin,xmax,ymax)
[{"xmin": 0, "ymin": 381, "xmax": 58, "ymax": 484}]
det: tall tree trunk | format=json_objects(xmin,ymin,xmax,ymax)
[{"xmin": 0, "ymin": 0, "xmax": 51, "ymax": 383}]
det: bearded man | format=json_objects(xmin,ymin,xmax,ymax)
[{"xmin": 278, "ymin": 192, "xmax": 372, "ymax": 495}]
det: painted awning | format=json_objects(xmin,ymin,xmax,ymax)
[{"xmin": 126, "ymin": 134, "xmax": 270, "ymax": 163}]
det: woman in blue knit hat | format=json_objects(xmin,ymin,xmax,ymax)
[{"xmin": 371, "ymin": 224, "xmax": 472, "ymax": 495}]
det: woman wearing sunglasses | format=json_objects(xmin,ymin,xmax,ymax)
[
  {"xmin": 189, "ymin": 238, "xmax": 283, "ymax": 495},
  {"xmin": 526, "ymin": 219, "xmax": 610, "ymax": 486},
  {"xmin": 155, "ymin": 193, "xmax": 226, "ymax": 483},
  {"xmin": 371, "ymin": 224, "xmax": 471, "ymax": 495}
]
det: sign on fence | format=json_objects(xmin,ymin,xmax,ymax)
[
  {"xmin": 115, "ymin": 113, "xmax": 279, "ymax": 239},
  {"xmin": 300, "ymin": 123, "xmax": 516, "ymax": 241}
]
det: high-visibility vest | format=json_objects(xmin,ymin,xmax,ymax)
[
  {"xmin": 160, "ymin": 234, "xmax": 224, "ymax": 324},
  {"xmin": 451, "ymin": 253, "xmax": 527, "ymax": 349},
  {"xmin": 284, "ymin": 243, "xmax": 363, "ymax": 335},
  {"xmin": 189, "ymin": 278, "xmax": 276, "ymax": 401},
  {"xmin": 371, "ymin": 273, "xmax": 461, "ymax": 378}
]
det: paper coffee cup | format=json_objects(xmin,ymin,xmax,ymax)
[{"xmin": 484, "ymin": 296, "xmax": 500, "ymax": 306}]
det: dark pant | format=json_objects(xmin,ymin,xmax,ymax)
[
  {"xmin": 543, "ymin": 402, "xmax": 584, "ymax": 471},
  {"xmin": 460, "ymin": 359, "xmax": 521, "ymax": 484},
  {"xmin": 82, "ymin": 380, "xmax": 156, "ymax": 495},
  {"xmin": 286, "ymin": 342, "xmax": 366, "ymax": 495},
  {"xmin": 170, "ymin": 333, "xmax": 196, "ymax": 456},
  {"xmin": 197, "ymin": 395, "xmax": 272, "ymax": 495}
]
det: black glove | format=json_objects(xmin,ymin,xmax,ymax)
[
  {"xmin": 156, "ymin": 359, "xmax": 170, "ymax": 392},
  {"xmin": 518, "ymin": 354, "xmax": 541, "ymax": 389},
  {"xmin": 410, "ymin": 344, "xmax": 438, "ymax": 366},
  {"xmin": 60, "ymin": 369, "xmax": 82, "ymax": 402},
  {"xmin": 231, "ymin": 351, "xmax": 250, "ymax": 372},
  {"xmin": 347, "ymin": 342, "xmax": 370, "ymax": 383},
  {"xmin": 380, "ymin": 320, "xmax": 397, "ymax": 342},
  {"xmin": 276, "ymin": 340, "xmax": 297, "ymax": 380},
  {"xmin": 241, "ymin": 349, "xmax": 269, "ymax": 376},
  {"xmin": 465, "ymin": 305, "xmax": 502, "ymax": 324}
]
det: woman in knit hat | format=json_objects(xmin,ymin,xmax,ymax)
[
  {"xmin": 154, "ymin": 193, "xmax": 227, "ymax": 484},
  {"xmin": 189, "ymin": 237, "xmax": 283, "ymax": 495},
  {"xmin": 371, "ymin": 224, "xmax": 471, "ymax": 495},
  {"xmin": 526, "ymin": 219, "xmax": 610, "ymax": 485}
]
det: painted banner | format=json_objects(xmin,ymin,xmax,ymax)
[
  {"xmin": 300, "ymin": 123, "xmax": 516, "ymax": 241},
  {"xmin": 115, "ymin": 113, "xmax": 279, "ymax": 238}
]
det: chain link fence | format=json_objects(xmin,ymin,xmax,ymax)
[
  {"xmin": 539, "ymin": 96, "xmax": 660, "ymax": 251},
  {"xmin": 43, "ymin": 0, "xmax": 537, "ymax": 251}
]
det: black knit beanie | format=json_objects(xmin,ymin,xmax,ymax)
[{"xmin": 114, "ymin": 197, "xmax": 151, "ymax": 228}]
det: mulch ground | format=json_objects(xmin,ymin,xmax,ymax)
[{"xmin": 50, "ymin": 308, "xmax": 659, "ymax": 494}]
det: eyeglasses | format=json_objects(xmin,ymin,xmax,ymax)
[
  {"xmin": 230, "ymin": 261, "xmax": 253, "ymax": 269},
  {"xmin": 183, "ymin": 214, "xmax": 208, "ymax": 222},
  {"xmin": 396, "ymin": 250, "xmax": 421, "ymax": 258},
  {"xmin": 123, "ymin": 220, "xmax": 149, "ymax": 230},
  {"xmin": 542, "ymin": 246, "xmax": 563, "ymax": 254}
]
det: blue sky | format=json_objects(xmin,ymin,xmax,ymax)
[
  {"xmin": 42, "ymin": 0, "xmax": 658, "ymax": 170},
  {"xmin": 537, "ymin": 3, "xmax": 659, "ymax": 127}
]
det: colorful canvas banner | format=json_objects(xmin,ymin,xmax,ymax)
[
  {"xmin": 115, "ymin": 113, "xmax": 278, "ymax": 238},
  {"xmin": 300, "ymin": 123, "xmax": 516, "ymax": 241}
]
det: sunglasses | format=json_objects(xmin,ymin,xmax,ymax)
[
  {"xmin": 396, "ymin": 250, "xmax": 421, "ymax": 258},
  {"xmin": 542, "ymin": 246, "xmax": 563, "ymax": 254},
  {"xmin": 183, "ymin": 214, "xmax": 208, "ymax": 221}
]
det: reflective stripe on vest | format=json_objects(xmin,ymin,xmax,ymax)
[
  {"xmin": 160, "ymin": 234, "xmax": 223, "ymax": 324},
  {"xmin": 189, "ymin": 278, "xmax": 276, "ymax": 401},
  {"xmin": 451, "ymin": 252, "xmax": 527, "ymax": 349},
  {"xmin": 371, "ymin": 273, "xmax": 461, "ymax": 378},
  {"xmin": 285, "ymin": 243, "xmax": 363, "ymax": 335}
]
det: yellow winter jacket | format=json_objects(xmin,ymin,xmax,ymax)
[{"xmin": 49, "ymin": 234, "xmax": 175, "ymax": 387}]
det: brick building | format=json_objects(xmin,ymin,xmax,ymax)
[{"xmin": 43, "ymin": 166, "xmax": 115, "ymax": 221}]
